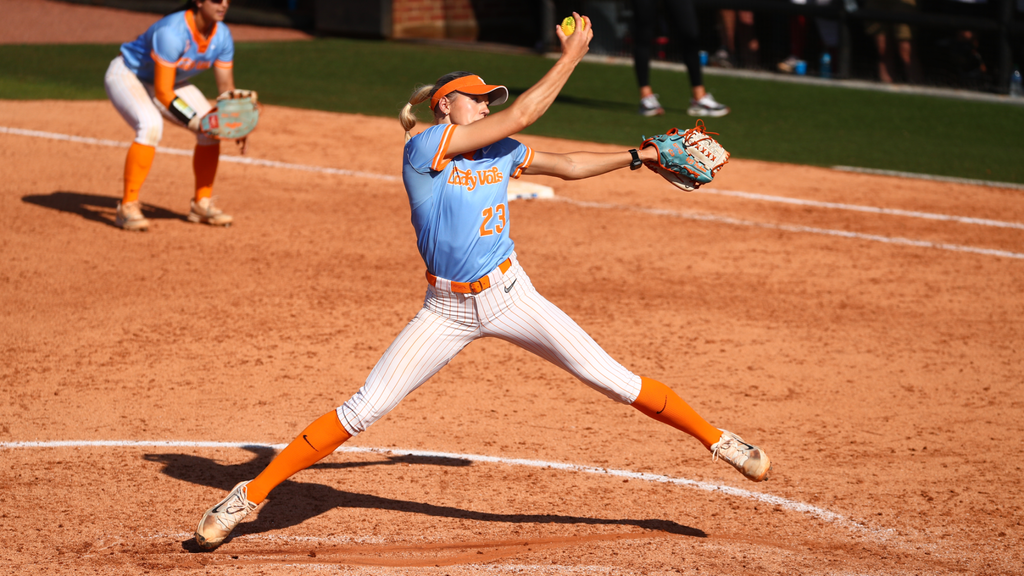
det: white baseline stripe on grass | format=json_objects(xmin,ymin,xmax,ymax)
[
  {"xmin": 0, "ymin": 439, "xmax": 866, "ymax": 531},
  {"xmin": 699, "ymin": 187, "xmax": 1024, "ymax": 230},
  {"xmin": 4, "ymin": 125, "xmax": 1019, "ymax": 259},
  {"xmin": 557, "ymin": 198, "xmax": 1024, "ymax": 260}
]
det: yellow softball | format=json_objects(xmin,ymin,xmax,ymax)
[{"xmin": 560, "ymin": 16, "xmax": 585, "ymax": 36}]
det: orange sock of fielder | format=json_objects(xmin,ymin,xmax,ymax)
[
  {"xmin": 245, "ymin": 410, "xmax": 351, "ymax": 504},
  {"xmin": 192, "ymin": 143, "xmax": 220, "ymax": 202},
  {"xmin": 631, "ymin": 376, "xmax": 722, "ymax": 449},
  {"xmin": 122, "ymin": 142, "xmax": 156, "ymax": 204}
]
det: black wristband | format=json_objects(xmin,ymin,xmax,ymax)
[
  {"xmin": 629, "ymin": 149, "xmax": 643, "ymax": 171},
  {"xmin": 168, "ymin": 97, "xmax": 197, "ymax": 125}
]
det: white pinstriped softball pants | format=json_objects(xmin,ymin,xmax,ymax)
[
  {"xmin": 103, "ymin": 56, "xmax": 217, "ymax": 147},
  {"xmin": 337, "ymin": 252, "xmax": 643, "ymax": 435}
]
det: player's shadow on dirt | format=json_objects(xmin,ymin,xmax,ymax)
[
  {"xmin": 21, "ymin": 191, "xmax": 185, "ymax": 229},
  {"xmin": 147, "ymin": 447, "xmax": 705, "ymax": 552}
]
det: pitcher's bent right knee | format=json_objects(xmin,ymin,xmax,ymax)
[{"xmin": 336, "ymin": 392, "xmax": 377, "ymax": 436}]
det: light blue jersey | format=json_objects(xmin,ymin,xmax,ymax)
[
  {"xmin": 120, "ymin": 10, "xmax": 234, "ymax": 83},
  {"xmin": 403, "ymin": 124, "xmax": 535, "ymax": 283}
]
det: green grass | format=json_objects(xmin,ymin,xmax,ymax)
[{"xmin": 2, "ymin": 39, "xmax": 1022, "ymax": 183}]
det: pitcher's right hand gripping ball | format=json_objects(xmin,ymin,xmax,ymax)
[
  {"xmin": 640, "ymin": 120, "xmax": 730, "ymax": 191},
  {"xmin": 560, "ymin": 15, "xmax": 586, "ymax": 35},
  {"xmin": 198, "ymin": 89, "xmax": 260, "ymax": 140}
]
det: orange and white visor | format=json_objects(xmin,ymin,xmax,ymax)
[{"xmin": 430, "ymin": 75, "xmax": 509, "ymax": 111}]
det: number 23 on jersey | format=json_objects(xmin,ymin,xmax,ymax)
[{"xmin": 479, "ymin": 203, "xmax": 507, "ymax": 237}]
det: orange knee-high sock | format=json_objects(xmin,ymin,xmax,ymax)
[
  {"xmin": 192, "ymin": 143, "xmax": 220, "ymax": 201},
  {"xmin": 123, "ymin": 142, "xmax": 156, "ymax": 204},
  {"xmin": 632, "ymin": 377, "xmax": 723, "ymax": 449},
  {"xmin": 245, "ymin": 410, "xmax": 351, "ymax": 504}
]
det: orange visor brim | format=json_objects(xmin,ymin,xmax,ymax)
[{"xmin": 430, "ymin": 75, "xmax": 509, "ymax": 111}]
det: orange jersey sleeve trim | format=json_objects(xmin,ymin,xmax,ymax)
[
  {"xmin": 150, "ymin": 50, "xmax": 180, "ymax": 69},
  {"xmin": 151, "ymin": 58, "xmax": 178, "ymax": 107},
  {"xmin": 184, "ymin": 10, "xmax": 216, "ymax": 53},
  {"xmin": 511, "ymin": 146, "xmax": 534, "ymax": 179},
  {"xmin": 430, "ymin": 124, "xmax": 457, "ymax": 172},
  {"xmin": 214, "ymin": 60, "xmax": 233, "ymax": 69}
]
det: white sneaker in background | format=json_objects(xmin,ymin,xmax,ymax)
[
  {"xmin": 687, "ymin": 93, "xmax": 730, "ymax": 118},
  {"xmin": 638, "ymin": 93, "xmax": 665, "ymax": 117}
]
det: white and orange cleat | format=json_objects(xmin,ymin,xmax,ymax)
[
  {"xmin": 188, "ymin": 197, "xmax": 233, "ymax": 227},
  {"xmin": 194, "ymin": 481, "xmax": 257, "ymax": 550},
  {"xmin": 711, "ymin": 430, "xmax": 772, "ymax": 482},
  {"xmin": 115, "ymin": 201, "xmax": 150, "ymax": 231}
]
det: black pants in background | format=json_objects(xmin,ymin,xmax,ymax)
[{"xmin": 632, "ymin": 0, "xmax": 703, "ymax": 89}]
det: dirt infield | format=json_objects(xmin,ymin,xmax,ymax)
[
  {"xmin": 2, "ymin": 97, "xmax": 1022, "ymax": 575},
  {"xmin": 2, "ymin": 2, "xmax": 1024, "ymax": 573}
]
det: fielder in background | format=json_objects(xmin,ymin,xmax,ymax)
[
  {"xmin": 104, "ymin": 0, "xmax": 246, "ymax": 231},
  {"xmin": 193, "ymin": 13, "xmax": 770, "ymax": 551}
]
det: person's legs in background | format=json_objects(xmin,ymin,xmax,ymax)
[
  {"xmin": 631, "ymin": 0, "xmax": 665, "ymax": 116},
  {"xmin": 866, "ymin": 0, "xmax": 920, "ymax": 84},
  {"xmin": 895, "ymin": 21, "xmax": 922, "ymax": 83},
  {"xmin": 665, "ymin": 0, "xmax": 731, "ymax": 117},
  {"xmin": 778, "ymin": 14, "xmax": 807, "ymax": 73},
  {"xmin": 713, "ymin": 9, "xmax": 737, "ymax": 67},
  {"xmin": 816, "ymin": 15, "xmax": 840, "ymax": 65},
  {"xmin": 874, "ymin": 28, "xmax": 896, "ymax": 83},
  {"xmin": 736, "ymin": 10, "xmax": 759, "ymax": 67},
  {"xmin": 714, "ymin": 10, "xmax": 758, "ymax": 68},
  {"xmin": 875, "ymin": 24, "xmax": 918, "ymax": 83}
]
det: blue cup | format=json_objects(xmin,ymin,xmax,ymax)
[
  {"xmin": 699, "ymin": 51, "xmax": 708, "ymax": 67},
  {"xmin": 794, "ymin": 60, "xmax": 807, "ymax": 75}
]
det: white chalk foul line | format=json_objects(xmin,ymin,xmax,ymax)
[
  {"xmin": 557, "ymin": 198, "xmax": 1024, "ymax": 260},
  {"xmin": 0, "ymin": 439, "xmax": 866, "ymax": 531},
  {"xmin": 832, "ymin": 165, "xmax": 1024, "ymax": 191},
  {"xmin": 6, "ymin": 125, "xmax": 1018, "ymax": 259},
  {"xmin": 699, "ymin": 187, "xmax": 1024, "ymax": 230},
  {"xmin": 0, "ymin": 126, "xmax": 400, "ymax": 182}
]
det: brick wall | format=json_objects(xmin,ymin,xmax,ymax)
[{"xmin": 392, "ymin": 0, "xmax": 478, "ymax": 41}]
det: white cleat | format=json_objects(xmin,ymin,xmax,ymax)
[
  {"xmin": 711, "ymin": 430, "xmax": 772, "ymax": 482},
  {"xmin": 194, "ymin": 481, "xmax": 257, "ymax": 550},
  {"xmin": 188, "ymin": 197, "xmax": 233, "ymax": 227},
  {"xmin": 115, "ymin": 200, "xmax": 150, "ymax": 231}
]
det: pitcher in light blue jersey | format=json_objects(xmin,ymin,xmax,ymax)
[{"xmin": 194, "ymin": 13, "xmax": 773, "ymax": 551}]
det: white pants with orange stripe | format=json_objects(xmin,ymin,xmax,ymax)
[
  {"xmin": 337, "ymin": 252, "xmax": 643, "ymax": 435},
  {"xmin": 103, "ymin": 55, "xmax": 217, "ymax": 147}
]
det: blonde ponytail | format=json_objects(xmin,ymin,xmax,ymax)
[
  {"xmin": 400, "ymin": 84, "xmax": 434, "ymax": 142},
  {"xmin": 400, "ymin": 72, "xmax": 475, "ymax": 142}
]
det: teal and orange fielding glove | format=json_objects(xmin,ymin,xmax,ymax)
[{"xmin": 640, "ymin": 120, "xmax": 730, "ymax": 191}]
